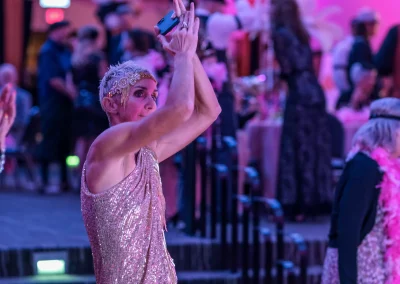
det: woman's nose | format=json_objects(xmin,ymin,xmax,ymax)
[{"xmin": 145, "ymin": 97, "xmax": 156, "ymax": 110}]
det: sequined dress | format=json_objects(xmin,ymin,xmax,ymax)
[
  {"xmin": 81, "ymin": 147, "xmax": 177, "ymax": 284},
  {"xmin": 321, "ymin": 205, "xmax": 386, "ymax": 283}
]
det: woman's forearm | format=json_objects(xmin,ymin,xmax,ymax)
[
  {"xmin": 166, "ymin": 53, "xmax": 195, "ymax": 111},
  {"xmin": 193, "ymin": 55, "xmax": 221, "ymax": 117}
]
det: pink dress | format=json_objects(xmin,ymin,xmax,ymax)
[{"xmin": 81, "ymin": 147, "xmax": 177, "ymax": 284}]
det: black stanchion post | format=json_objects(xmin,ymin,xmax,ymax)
[
  {"xmin": 277, "ymin": 220, "xmax": 285, "ymax": 283},
  {"xmin": 253, "ymin": 198, "xmax": 285, "ymax": 284},
  {"xmin": 290, "ymin": 233, "xmax": 308, "ymax": 284},
  {"xmin": 222, "ymin": 136, "xmax": 239, "ymax": 273},
  {"xmin": 245, "ymin": 167, "xmax": 261, "ymax": 284},
  {"xmin": 214, "ymin": 164, "xmax": 229, "ymax": 268},
  {"xmin": 237, "ymin": 194, "xmax": 251, "ymax": 283},
  {"xmin": 287, "ymin": 267, "xmax": 297, "ymax": 284},
  {"xmin": 197, "ymin": 137, "xmax": 208, "ymax": 238},
  {"xmin": 260, "ymin": 228, "xmax": 273, "ymax": 284},
  {"xmin": 210, "ymin": 163, "xmax": 217, "ymax": 239},
  {"xmin": 183, "ymin": 139, "xmax": 197, "ymax": 236},
  {"xmin": 222, "ymin": 136, "xmax": 238, "ymax": 216},
  {"xmin": 278, "ymin": 261, "xmax": 295, "ymax": 284},
  {"xmin": 300, "ymin": 250, "xmax": 308, "ymax": 284},
  {"xmin": 241, "ymin": 166, "xmax": 258, "ymax": 283},
  {"xmin": 210, "ymin": 118, "xmax": 222, "ymax": 239},
  {"xmin": 231, "ymin": 185, "xmax": 239, "ymax": 273}
]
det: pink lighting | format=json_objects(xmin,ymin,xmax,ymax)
[
  {"xmin": 45, "ymin": 8, "xmax": 64, "ymax": 24},
  {"xmin": 226, "ymin": 0, "xmax": 400, "ymax": 50},
  {"xmin": 317, "ymin": 0, "xmax": 400, "ymax": 50}
]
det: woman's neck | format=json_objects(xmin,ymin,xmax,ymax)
[{"xmin": 350, "ymin": 88, "xmax": 367, "ymax": 110}]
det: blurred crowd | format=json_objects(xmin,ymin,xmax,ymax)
[
  {"xmin": 0, "ymin": 0, "xmax": 254, "ymax": 196},
  {"xmin": 2, "ymin": 0, "xmax": 400, "ymax": 221}
]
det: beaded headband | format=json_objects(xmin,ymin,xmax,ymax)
[
  {"xmin": 370, "ymin": 114, "xmax": 400, "ymax": 121},
  {"xmin": 105, "ymin": 71, "xmax": 157, "ymax": 107}
]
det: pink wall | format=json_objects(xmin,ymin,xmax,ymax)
[
  {"xmin": 224, "ymin": 0, "xmax": 399, "ymax": 50},
  {"xmin": 317, "ymin": 0, "xmax": 400, "ymax": 50}
]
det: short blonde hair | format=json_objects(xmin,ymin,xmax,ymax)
[
  {"xmin": 99, "ymin": 61, "xmax": 156, "ymax": 109},
  {"xmin": 352, "ymin": 98, "xmax": 400, "ymax": 154}
]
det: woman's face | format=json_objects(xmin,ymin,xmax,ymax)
[
  {"xmin": 366, "ymin": 22, "xmax": 379, "ymax": 37},
  {"xmin": 118, "ymin": 78, "xmax": 158, "ymax": 123},
  {"xmin": 122, "ymin": 37, "xmax": 133, "ymax": 51},
  {"xmin": 358, "ymin": 70, "xmax": 377, "ymax": 95}
]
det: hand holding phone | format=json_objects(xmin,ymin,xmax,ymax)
[
  {"xmin": 156, "ymin": 10, "xmax": 180, "ymax": 36},
  {"xmin": 155, "ymin": 1, "xmax": 200, "ymax": 57}
]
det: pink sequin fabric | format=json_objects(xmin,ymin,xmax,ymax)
[
  {"xmin": 81, "ymin": 147, "xmax": 177, "ymax": 284},
  {"xmin": 321, "ymin": 206, "xmax": 386, "ymax": 284}
]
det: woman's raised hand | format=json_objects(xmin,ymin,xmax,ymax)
[
  {"xmin": 155, "ymin": 0, "xmax": 200, "ymax": 58},
  {"xmin": 0, "ymin": 84, "xmax": 16, "ymax": 149}
]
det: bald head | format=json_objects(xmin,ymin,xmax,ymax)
[{"xmin": 0, "ymin": 64, "xmax": 17, "ymax": 86}]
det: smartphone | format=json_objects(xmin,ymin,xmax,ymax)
[{"xmin": 157, "ymin": 10, "xmax": 180, "ymax": 36}]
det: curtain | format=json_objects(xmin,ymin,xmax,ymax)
[
  {"xmin": 21, "ymin": 0, "xmax": 33, "ymax": 84},
  {"xmin": 4, "ymin": 0, "xmax": 23, "ymax": 70},
  {"xmin": 0, "ymin": 0, "xmax": 4, "ymax": 63}
]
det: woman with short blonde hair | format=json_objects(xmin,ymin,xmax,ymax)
[
  {"xmin": 323, "ymin": 97, "xmax": 400, "ymax": 283},
  {"xmin": 81, "ymin": 1, "xmax": 221, "ymax": 283}
]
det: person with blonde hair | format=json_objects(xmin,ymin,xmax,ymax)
[
  {"xmin": 323, "ymin": 97, "xmax": 400, "ymax": 283},
  {"xmin": 0, "ymin": 85, "xmax": 16, "ymax": 174},
  {"xmin": 81, "ymin": 1, "xmax": 221, "ymax": 283},
  {"xmin": 0, "ymin": 64, "xmax": 32, "ymax": 145}
]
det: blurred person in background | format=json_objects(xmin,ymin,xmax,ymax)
[
  {"xmin": 336, "ymin": 63, "xmax": 377, "ymax": 124},
  {"xmin": 108, "ymin": 3, "xmax": 134, "ymax": 65},
  {"xmin": 196, "ymin": 0, "xmax": 254, "ymax": 63},
  {"xmin": 0, "ymin": 64, "xmax": 33, "ymax": 188},
  {"xmin": 95, "ymin": 1, "xmax": 158, "ymax": 66},
  {"xmin": 0, "ymin": 85, "xmax": 16, "ymax": 174},
  {"xmin": 332, "ymin": 19, "xmax": 358, "ymax": 98},
  {"xmin": 37, "ymin": 20, "xmax": 76, "ymax": 193},
  {"xmin": 271, "ymin": 0, "xmax": 332, "ymax": 220},
  {"xmin": 375, "ymin": 24, "xmax": 400, "ymax": 98},
  {"xmin": 338, "ymin": 8, "xmax": 380, "ymax": 106},
  {"xmin": 66, "ymin": 29, "xmax": 78, "ymax": 52},
  {"xmin": 71, "ymin": 25, "xmax": 109, "ymax": 184},
  {"xmin": 349, "ymin": 8, "xmax": 379, "ymax": 68},
  {"xmin": 0, "ymin": 64, "xmax": 32, "ymax": 146},
  {"xmin": 121, "ymin": 29, "xmax": 166, "ymax": 79}
]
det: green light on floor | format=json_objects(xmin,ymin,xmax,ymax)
[
  {"xmin": 66, "ymin": 156, "xmax": 80, "ymax": 168},
  {"xmin": 37, "ymin": 260, "xmax": 65, "ymax": 275}
]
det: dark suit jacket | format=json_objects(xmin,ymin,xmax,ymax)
[{"xmin": 328, "ymin": 152, "xmax": 383, "ymax": 283}]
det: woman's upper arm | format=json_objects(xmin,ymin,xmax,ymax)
[{"xmin": 88, "ymin": 104, "xmax": 192, "ymax": 163}]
